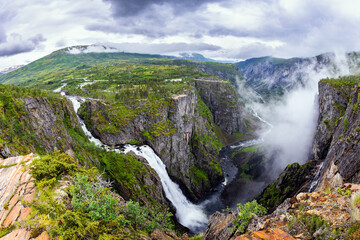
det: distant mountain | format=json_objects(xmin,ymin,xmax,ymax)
[
  {"xmin": 178, "ymin": 53, "xmax": 218, "ymax": 62},
  {"xmin": 0, "ymin": 65, "xmax": 24, "ymax": 75},
  {"xmin": 178, "ymin": 53, "xmax": 235, "ymax": 63},
  {"xmin": 236, "ymin": 52, "xmax": 360, "ymax": 97}
]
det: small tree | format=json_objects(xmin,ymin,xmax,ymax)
[{"xmin": 233, "ymin": 200, "xmax": 267, "ymax": 233}]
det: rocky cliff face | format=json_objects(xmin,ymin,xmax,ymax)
[
  {"xmin": 194, "ymin": 79, "xmax": 255, "ymax": 137},
  {"xmin": 314, "ymin": 80, "xmax": 360, "ymax": 189},
  {"xmin": 257, "ymin": 78, "xmax": 360, "ymax": 212},
  {"xmin": 311, "ymin": 81, "xmax": 350, "ymax": 163},
  {"xmin": 112, "ymin": 153, "xmax": 169, "ymax": 207},
  {"xmin": 79, "ymin": 87, "xmax": 225, "ymax": 200},
  {"xmin": 21, "ymin": 97, "xmax": 79, "ymax": 154},
  {"xmin": 0, "ymin": 95, "xmax": 89, "ymax": 162},
  {"xmin": 236, "ymin": 53, "xmax": 360, "ymax": 98}
]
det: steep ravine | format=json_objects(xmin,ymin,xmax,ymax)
[
  {"xmin": 59, "ymin": 79, "xmax": 260, "ymax": 233},
  {"xmin": 256, "ymin": 78, "xmax": 360, "ymax": 212},
  {"xmin": 78, "ymin": 82, "xmax": 251, "ymax": 201},
  {"xmin": 203, "ymin": 76, "xmax": 360, "ymax": 240}
]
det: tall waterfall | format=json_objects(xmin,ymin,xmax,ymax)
[
  {"xmin": 123, "ymin": 145, "xmax": 208, "ymax": 232},
  {"xmin": 65, "ymin": 95, "xmax": 208, "ymax": 232}
]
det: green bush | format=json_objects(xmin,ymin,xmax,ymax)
[
  {"xmin": 30, "ymin": 150, "xmax": 77, "ymax": 183},
  {"xmin": 233, "ymin": 200, "xmax": 267, "ymax": 233},
  {"xmin": 70, "ymin": 174, "xmax": 120, "ymax": 222},
  {"xmin": 123, "ymin": 200, "xmax": 174, "ymax": 233}
]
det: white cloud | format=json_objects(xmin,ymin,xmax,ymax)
[
  {"xmin": 0, "ymin": 33, "xmax": 46, "ymax": 57},
  {"xmin": 1, "ymin": 0, "xmax": 360, "ymax": 69}
]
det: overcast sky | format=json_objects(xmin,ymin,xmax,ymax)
[{"xmin": 1, "ymin": 0, "xmax": 360, "ymax": 69}]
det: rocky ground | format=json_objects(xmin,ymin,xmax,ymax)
[
  {"xmin": 205, "ymin": 183, "xmax": 360, "ymax": 240},
  {"xmin": 0, "ymin": 154, "xmax": 51, "ymax": 240}
]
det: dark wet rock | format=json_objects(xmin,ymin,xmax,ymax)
[
  {"xmin": 204, "ymin": 211, "xmax": 236, "ymax": 240},
  {"xmin": 257, "ymin": 161, "xmax": 315, "ymax": 213},
  {"xmin": 246, "ymin": 215, "xmax": 266, "ymax": 233},
  {"xmin": 0, "ymin": 145, "xmax": 12, "ymax": 158},
  {"xmin": 316, "ymin": 82, "xmax": 360, "ymax": 187}
]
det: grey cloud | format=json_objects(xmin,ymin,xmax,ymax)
[
  {"xmin": 231, "ymin": 42, "xmax": 277, "ymax": 59},
  {"xmin": 86, "ymin": 23, "xmax": 166, "ymax": 38},
  {"xmin": 207, "ymin": 2, "xmax": 332, "ymax": 40},
  {"xmin": 56, "ymin": 39, "xmax": 67, "ymax": 47},
  {"xmin": 105, "ymin": 42, "xmax": 221, "ymax": 54},
  {"xmin": 92, "ymin": 0, "xmax": 218, "ymax": 38},
  {"xmin": 96, "ymin": 0, "xmax": 340, "ymax": 44},
  {"xmin": 29, "ymin": 34, "xmax": 46, "ymax": 44},
  {"xmin": 0, "ymin": 27, "xmax": 6, "ymax": 44},
  {"xmin": 0, "ymin": 11, "xmax": 17, "ymax": 44},
  {"xmin": 0, "ymin": 33, "xmax": 46, "ymax": 57},
  {"xmin": 103, "ymin": 0, "xmax": 219, "ymax": 17}
]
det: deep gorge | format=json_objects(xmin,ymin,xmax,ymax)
[{"xmin": 1, "ymin": 49, "xmax": 360, "ymax": 239}]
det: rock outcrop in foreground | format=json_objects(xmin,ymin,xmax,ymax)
[
  {"xmin": 205, "ymin": 183, "xmax": 360, "ymax": 239},
  {"xmin": 0, "ymin": 154, "xmax": 50, "ymax": 240}
]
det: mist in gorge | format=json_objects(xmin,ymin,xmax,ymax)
[
  {"xmin": 218, "ymin": 52, "xmax": 360, "ymax": 208},
  {"xmin": 248, "ymin": 53, "xmax": 357, "ymax": 176}
]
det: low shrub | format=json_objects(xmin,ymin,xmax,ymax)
[
  {"xmin": 233, "ymin": 200, "xmax": 267, "ymax": 233},
  {"xmin": 30, "ymin": 150, "xmax": 77, "ymax": 183}
]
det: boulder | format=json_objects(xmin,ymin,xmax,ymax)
[{"xmin": 204, "ymin": 211, "xmax": 236, "ymax": 240}]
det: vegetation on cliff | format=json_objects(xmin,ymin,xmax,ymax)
[
  {"xmin": 26, "ymin": 151, "xmax": 174, "ymax": 239},
  {"xmin": 0, "ymin": 85, "xmax": 62, "ymax": 155}
]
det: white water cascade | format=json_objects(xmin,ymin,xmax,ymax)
[
  {"xmin": 308, "ymin": 162, "xmax": 324, "ymax": 193},
  {"xmin": 65, "ymin": 94, "xmax": 208, "ymax": 232},
  {"xmin": 53, "ymin": 83, "xmax": 67, "ymax": 93},
  {"xmin": 123, "ymin": 145, "xmax": 208, "ymax": 232},
  {"xmin": 229, "ymin": 107, "xmax": 273, "ymax": 150},
  {"xmin": 230, "ymin": 138, "xmax": 264, "ymax": 150}
]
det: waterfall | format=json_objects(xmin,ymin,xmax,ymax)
[
  {"xmin": 65, "ymin": 94, "xmax": 208, "ymax": 232},
  {"xmin": 230, "ymin": 138, "xmax": 264, "ymax": 150},
  {"xmin": 66, "ymin": 95, "xmax": 111, "ymax": 149},
  {"xmin": 53, "ymin": 83, "xmax": 67, "ymax": 93},
  {"xmin": 308, "ymin": 162, "xmax": 324, "ymax": 193},
  {"xmin": 123, "ymin": 145, "xmax": 208, "ymax": 232}
]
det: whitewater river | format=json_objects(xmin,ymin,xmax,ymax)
[{"xmin": 62, "ymin": 90, "xmax": 260, "ymax": 233}]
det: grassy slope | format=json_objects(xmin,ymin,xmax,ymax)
[
  {"xmin": 0, "ymin": 48, "xmax": 241, "ymax": 89},
  {"xmin": 0, "ymin": 50, "xmax": 170, "ymax": 87}
]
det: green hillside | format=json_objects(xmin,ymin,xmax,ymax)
[
  {"xmin": 0, "ymin": 48, "xmax": 169, "ymax": 87},
  {"xmin": 0, "ymin": 46, "xmax": 241, "ymax": 91}
]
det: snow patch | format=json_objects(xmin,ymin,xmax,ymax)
[{"xmin": 66, "ymin": 44, "xmax": 120, "ymax": 54}]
